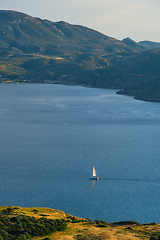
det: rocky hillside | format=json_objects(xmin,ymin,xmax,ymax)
[
  {"xmin": 0, "ymin": 10, "xmax": 160, "ymax": 102},
  {"xmin": 0, "ymin": 10, "xmax": 146, "ymax": 55}
]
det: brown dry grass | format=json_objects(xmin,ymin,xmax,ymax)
[{"xmin": 1, "ymin": 206, "xmax": 159, "ymax": 240}]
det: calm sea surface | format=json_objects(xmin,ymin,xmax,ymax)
[{"xmin": 1, "ymin": 84, "xmax": 160, "ymax": 223}]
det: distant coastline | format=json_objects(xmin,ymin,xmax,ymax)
[
  {"xmin": 0, "ymin": 10, "xmax": 160, "ymax": 103},
  {"xmin": 1, "ymin": 80, "xmax": 159, "ymax": 103}
]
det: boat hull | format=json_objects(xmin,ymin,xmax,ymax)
[{"xmin": 90, "ymin": 176, "xmax": 100, "ymax": 180}]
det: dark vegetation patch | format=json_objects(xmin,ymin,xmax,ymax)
[
  {"xmin": 76, "ymin": 232, "xmax": 108, "ymax": 240},
  {"xmin": 95, "ymin": 220, "xmax": 108, "ymax": 227},
  {"xmin": 0, "ymin": 207, "xmax": 67, "ymax": 240},
  {"xmin": 150, "ymin": 233, "xmax": 160, "ymax": 240},
  {"xmin": 112, "ymin": 220, "xmax": 138, "ymax": 226}
]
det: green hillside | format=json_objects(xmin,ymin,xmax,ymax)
[
  {"xmin": 0, "ymin": 10, "xmax": 160, "ymax": 102},
  {"xmin": 0, "ymin": 206, "xmax": 159, "ymax": 240},
  {"xmin": 0, "ymin": 10, "xmax": 146, "ymax": 55}
]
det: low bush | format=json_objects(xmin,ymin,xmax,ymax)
[
  {"xmin": 0, "ymin": 212, "xmax": 67, "ymax": 239},
  {"xmin": 95, "ymin": 220, "xmax": 108, "ymax": 227},
  {"xmin": 150, "ymin": 233, "xmax": 160, "ymax": 240}
]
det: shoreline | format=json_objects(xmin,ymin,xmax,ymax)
[
  {"xmin": 1, "ymin": 80, "xmax": 158, "ymax": 103},
  {"xmin": 0, "ymin": 206, "xmax": 158, "ymax": 240}
]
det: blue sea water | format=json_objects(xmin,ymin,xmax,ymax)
[{"xmin": 1, "ymin": 84, "xmax": 160, "ymax": 223}]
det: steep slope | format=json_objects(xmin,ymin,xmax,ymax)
[
  {"xmin": 0, "ymin": 10, "xmax": 160, "ymax": 102},
  {"xmin": 0, "ymin": 10, "xmax": 146, "ymax": 55},
  {"xmin": 113, "ymin": 48, "xmax": 160, "ymax": 101},
  {"xmin": 0, "ymin": 10, "xmax": 147, "ymax": 84}
]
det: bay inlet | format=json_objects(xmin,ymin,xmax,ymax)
[{"xmin": 0, "ymin": 84, "xmax": 160, "ymax": 223}]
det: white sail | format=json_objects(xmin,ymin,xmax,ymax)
[
  {"xmin": 93, "ymin": 166, "xmax": 96, "ymax": 177},
  {"xmin": 90, "ymin": 166, "xmax": 100, "ymax": 180}
]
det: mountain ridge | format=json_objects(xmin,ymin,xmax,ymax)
[
  {"xmin": 0, "ymin": 10, "xmax": 146, "ymax": 54},
  {"xmin": 0, "ymin": 10, "xmax": 160, "ymax": 102},
  {"xmin": 139, "ymin": 40, "xmax": 160, "ymax": 50}
]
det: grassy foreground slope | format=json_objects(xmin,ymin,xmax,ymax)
[{"xmin": 0, "ymin": 206, "xmax": 160, "ymax": 240}]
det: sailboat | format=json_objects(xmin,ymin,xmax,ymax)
[{"xmin": 90, "ymin": 166, "xmax": 100, "ymax": 180}]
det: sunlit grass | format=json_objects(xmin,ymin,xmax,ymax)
[{"xmin": 0, "ymin": 206, "xmax": 159, "ymax": 239}]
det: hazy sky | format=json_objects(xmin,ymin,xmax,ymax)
[{"xmin": 1, "ymin": 0, "xmax": 160, "ymax": 42}]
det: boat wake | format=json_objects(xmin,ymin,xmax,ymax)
[{"xmin": 101, "ymin": 177, "xmax": 160, "ymax": 184}]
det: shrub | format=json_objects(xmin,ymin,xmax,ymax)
[
  {"xmin": 32, "ymin": 209, "xmax": 39, "ymax": 214},
  {"xmin": 150, "ymin": 234, "xmax": 160, "ymax": 240},
  {"xmin": 3, "ymin": 207, "xmax": 15, "ymax": 215},
  {"xmin": 95, "ymin": 220, "xmax": 108, "ymax": 227},
  {"xmin": 0, "ymin": 211, "xmax": 67, "ymax": 239},
  {"xmin": 0, "ymin": 229, "xmax": 9, "ymax": 239},
  {"xmin": 16, "ymin": 234, "xmax": 27, "ymax": 240}
]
